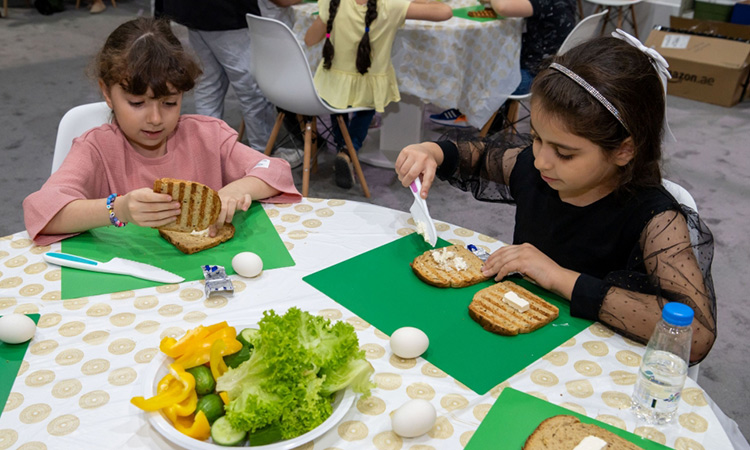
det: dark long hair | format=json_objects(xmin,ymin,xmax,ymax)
[
  {"xmin": 322, "ymin": 0, "xmax": 378, "ymax": 75},
  {"xmin": 531, "ymin": 37, "xmax": 664, "ymax": 191},
  {"xmin": 95, "ymin": 17, "xmax": 202, "ymax": 96}
]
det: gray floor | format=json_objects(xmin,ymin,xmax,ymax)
[{"xmin": 1, "ymin": 0, "xmax": 749, "ymax": 442}]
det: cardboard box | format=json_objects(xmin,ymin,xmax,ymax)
[
  {"xmin": 670, "ymin": 15, "xmax": 750, "ymax": 39},
  {"xmin": 645, "ymin": 20, "xmax": 750, "ymax": 106}
]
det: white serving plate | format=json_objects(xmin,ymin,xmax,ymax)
[{"xmin": 140, "ymin": 341, "xmax": 355, "ymax": 449}]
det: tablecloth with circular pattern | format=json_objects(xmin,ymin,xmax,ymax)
[
  {"xmin": 0, "ymin": 199, "xmax": 733, "ymax": 450},
  {"xmin": 288, "ymin": 0, "xmax": 523, "ymax": 129}
]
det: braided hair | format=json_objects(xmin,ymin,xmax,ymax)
[{"xmin": 322, "ymin": 0, "xmax": 379, "ymax": 75}]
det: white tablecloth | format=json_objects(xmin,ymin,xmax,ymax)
[
  {"xmin": 289, "ymin": 0, "xmax": 523, "ymax": 128},
  {"xmin": 0, "ymin": 199, "xmax": 734, "ymax": 449}
]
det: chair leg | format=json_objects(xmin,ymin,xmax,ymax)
[
  {"xmin": 302, "ymin": 120, "xmax": 313, "ymax": 197},
  {"xmin": 599, "ymin": 7, "xmax": 610, "ymax": 36},
  {"xmin": 264, "ymin": 112, "xmax": 285, "ymax": 156},
  {"xmin": 479, "ymin": 110, "xmax": 498, "ymax": 138},
  {"xmin": 616, "ymin": 6, "xmax": 624, "ymax": 30},
  {"xmin": 111, "ymin": 0, "xmax": 116, "ymax": 6},
  {"xmin": 336, "ymin": 116, "xmax": 371, "ymax": 198},
  {"xmin": 576, "ymin": 0, "xmax": 584, "ymax": 19},
  {"xmin": 3, "ymin": 0, "xmax": 7, "ymax": 19},
  {"xmin": 76, "ymin": 0, "xmax": 80, "ymax": 8},
  {"xmin": 311, "ymin": 116, "xmax": 319, "ymax": 174},
  {"xmin": 237, "ymin": 120, "xmax": 245, "ymax": 143}
]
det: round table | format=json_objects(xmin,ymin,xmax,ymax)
[{"xmin": 0, "ymin": 199, "xmax": 733, "ymax": 449}]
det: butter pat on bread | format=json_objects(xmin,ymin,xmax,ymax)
[
  {"xmin": 503, "ymin": 290, "xmax": 529, "ymax": 312},
  {"xmin": 573, "ymin": 436, "xmax": 608, "ymax": 450}
]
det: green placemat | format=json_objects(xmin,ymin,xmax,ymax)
[
  {"xmin": 60, "ymin": 203, "xmax": 294, "ymax": 299},
  {"xmin": 452, "ymin": 5, "xmax": 504, "ymax": 22},
  {"xmin": 0, "ymin": 314, "xmax": 40, "ymax": 418},
  {"xmin": 303, "ymin": 234, "xmax": 591, "ymax": 394},
  {"xmin": 466, "ymin": 388, "xmax": 671, "ymax": 449}
]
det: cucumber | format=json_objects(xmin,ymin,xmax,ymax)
[
  {"xmin": 211, "ymin": 415, "xmax": 247, "ymax": 446},
  {"xmin": 237, "ymin": 328, "xmax": 260, "ymax": 348},
  {"xmin": 196, "ymin": 393, "xmax": 225, "ymax": 425},
  {"xmin": 187, "ymin": 365, "xmax": 215, "ymax": 395},
  {"xmin": 248, "ymin": 423, "xmax": 282, "ymax": 446},
  {"xmin": 223, "ymin": 345, "xmax": 252, "ymax": 369}
]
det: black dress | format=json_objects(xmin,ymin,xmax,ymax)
[{"xmin": 435, "ymin": 135, "xmax": 716, "ymax": 364}]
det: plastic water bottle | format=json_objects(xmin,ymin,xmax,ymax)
[{"xmin": 631, "ymin": 302, "xmax": 694, "ymax": 424}]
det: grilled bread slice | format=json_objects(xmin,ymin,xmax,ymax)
[
  {"xmin": 523, "ymin": 415, "xmax": 644, "ymax": 449},
  {"xmin": 158, "ymin": 223, "xmax": 235, "ymax": 255},
  {"xmin": 154, "ymin": 178, "xmax": 221, "ymax": 232},
  {"xmin": 468, "ymin": 281, "xmax": 558, "ymax": 335},
  {"xmin": 411, "ymin": 245, "xmax": 490, "ymax": 288}
]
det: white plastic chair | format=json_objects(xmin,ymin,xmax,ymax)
[
  {"xmin": 245, "ymin": 13, "xmax": 371, "ymax": 198},
  {"xmin": 585, "ymin": 0, "xmax": 641, "ymax": 39},
  {"xmin": 661, "ymin": 178, "xmax": 700, "ymax": 382},
  {"xmin": 479, "ymin": 10, "xmax": 609, "ymax": 137},
  {"xmin": 51, "ymin": 102, "xmax": 112, "ymax": 174}
]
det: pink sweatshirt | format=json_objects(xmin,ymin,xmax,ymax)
[{"xmin": 24, "ymin": 115, "xmax": 302, "ymax": 245}]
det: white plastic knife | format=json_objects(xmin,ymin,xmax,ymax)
[
  {"xmin": 409, "ymin": 178, "xmax": 438, "ymax": 247},
  {"xmin": 43, "ymin": 252, "xmax": 184, "ymax": 284}
]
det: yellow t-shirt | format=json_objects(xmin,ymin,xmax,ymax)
[{"xmin": 313, "ymin": 0, "xmax": 410, "ymax": 112}]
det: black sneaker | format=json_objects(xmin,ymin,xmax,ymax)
[{"xmin": 334, "ymin": 152, "xmax": 355, "ymax": 189}]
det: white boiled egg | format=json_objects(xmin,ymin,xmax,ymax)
[
  {"xmin": 0, "ymin": 314, "xmax": 37, "ymax": 344},
  {"xmin": 391, "ymin": 399, "xmax": 437, "ymax": 437},
  {"xmin": 390, "ymin": 326, "xmax": 429, "ymax": 359},
  {"xmin": 232, "ymin": 252, "xmax": 263, "ymax": 278}
]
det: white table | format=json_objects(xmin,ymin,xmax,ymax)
[
  {"xmin": 289, "ymin": 0, "xmax": 523, "ymax": 166},
  {"xmin": 0, "ymin": 199, "xmax": 734, "ymax": 449}
]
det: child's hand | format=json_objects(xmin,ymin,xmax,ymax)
[
  {"xmin": 482, "ymin": 243, "xmax": 579, "ymax": 300},
  {"xmin": 213, "ymin": 186, "xmax": 253, "ymax": 237},
  {"xmin": 118, "ymin": 188, "xmax": 181, "ymax": 227},
  {"xmin": 395, "ymin": 143, "xmax": 443, "ymax": 199}
]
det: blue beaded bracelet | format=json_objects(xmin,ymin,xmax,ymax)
[{"xmin": 106, "ymin": 194, "xmax": 127, "ymax": 227}]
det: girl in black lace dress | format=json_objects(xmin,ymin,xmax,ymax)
[{"xmin": 395, "ymin": 33, "xmax": 716, "ymax": 364}]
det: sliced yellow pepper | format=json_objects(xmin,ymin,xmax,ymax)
[
  {"xmin": 131, "ymin": 363, "xmax": 195, "ymax": 411},
  {"xmin": 172, "ymin": 410, "xmax": 211, "ymax": 441},
  {"xmin": 175, "ymin": 327, "xmax": 242, "ymax": 369},
  {"xmin": 219, "ymin": 391, "xmax": 230, "ymax": 405},
  {"xmin": 210, "ymin": 339, "xmax": 228, "ymax": 381},
  {"xmin": 160, "ymin": 322, "xmax": 229, "ymax": 358}
]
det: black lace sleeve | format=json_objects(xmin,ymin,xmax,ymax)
[
  {"xmin": 575, "ymin": 205, "xmax": 717, "ymax": 364},
  {"xmin": 434, "ymin": 132, "xmax": 534, "ymax": 203}
]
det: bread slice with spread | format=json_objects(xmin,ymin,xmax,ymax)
[
  {"xmin": 468, "ymin": 281, "xmax": 559, "ymax": 335},
  {"xmin": 523, "ymin": 415, "xmax": 644, "ymax": 449},
  {"xmin": 153, "ymin": 178, "xmax": 221, "ymax": 232},
  {"xmin": 158, "ymin": 224, "xmax": 235, "ymax": 255},
  {"xmin": 411, "ymin": 245, "xmax": 490, "ymax": 288}
]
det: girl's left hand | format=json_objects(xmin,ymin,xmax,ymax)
[
  {"xmin": 481, "ymin": 243, "xmax": 579, "ymax": 299},
  {"xmin": 212, "ymin": 188, "xmax": 253, "ymax": 237}
]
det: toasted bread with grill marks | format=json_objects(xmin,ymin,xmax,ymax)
[
  {"xmin": 158, "ymin": 224, "xmax": 235, "ymax": 255},
  {"xmin": 523, "ymin": 415, "xmax": 645, "ymax": 450},
  {"xmin": 468, "ymin": 281, "xmax": 558, "ymax": 335},
  {"xmin": 153, "ymin": 178, "xmax": 221, "ymax": 232},
  {"xmin": 411, "ymin": 245, "xmax": 490, "ymax": 288}
]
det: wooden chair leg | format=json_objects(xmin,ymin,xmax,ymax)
[
  {"xmin": 264, "ymin": 112, "xmax": 285, "ymax": 156},
  {"xmin": 336, "ymin": 116, "xmax": 371, "ymax": 198},
  {"xmin": 76, "ymin": 0, "xmax": 80, "ymax": 8},
  {"xmin": 311, "ymin": 116, "xmax": 319, "ymax": 174},
  {"xmin": 630, "ymin": 4, "xmax": 639, "ymax": 39},
  {"xmin": 479, "ymin": 110, "xmax": 498, "ymax": 138},
  {"xmin": 616, "ymin": 6, "xmax": 624, "ymax": 30},
  {"xmin": 111, "ymin": 0, "xmax": 116, "ymax": 6},
  {"xmin": 576, "ymin": 0, "xmax": 584, "ymax": 19},
  {"xmin": 237, "ymin": 120, "xmax": 245, "ymax": 143},
  {"xmin": 301, "ymin": 120, "xmax": 313, "ymax": 197},
  {"xmin": 3, "ymin": 0, "xmax": 7, "ymax": 19},
  {"xmin": 599, "ymin": 7, "xmax": 609, "ymax": 36}
]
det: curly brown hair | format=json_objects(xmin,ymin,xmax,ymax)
[
  {"xmin": 531, "ymin": 37, "xmax": 665, "ymax": 191},
  {"xmin": 94, "ymin": 17, "xmax": 202, "ymax": 97}
]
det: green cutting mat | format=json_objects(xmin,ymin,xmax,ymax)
[
  {"xmin": 303, "ymin": 234, "xmax": 592, "ymax": 394},
  {"xmin": 60, "ymin": 203, "xmax": 294, "ymax": 299},
  {"xmin": 0, "ymin": 314, "xmax": 40, "ymax": 418},
  {"xmin": 452, "ymin": 5, "xmax": 505, "ymax": 22},
  {"xmin": 466, "ymin": 388, "xmax": 671, "ymax": 449}
]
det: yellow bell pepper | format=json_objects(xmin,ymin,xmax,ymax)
[
  {"xmin": 131, "ymin": 363, "xmax": 195, "ymax": 411},
  {"xmin": 210, "ymin": 339, "xmax": 228, "ymax": 381},
  {"xmin": 160, "ymin": 322, "xmax": 229, "ymax": 358},
  {"xmin": 175, "ymin": 327, "xmax": 242, "ymax": 369},
  {"xmin": 219, "ymin": 391, "xmax": 230, "ymax": 405},
  {"xmin": 171, "ymin": 410, "xmax": 211, "ymax": 441}
]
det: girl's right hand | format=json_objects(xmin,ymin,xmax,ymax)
[
  {"xmin": 117, "ymin": 188, "xmax": 181, "ymax": 228},
  {"xmin": 394, "ymin": 142, "xmax": 443, "ymax": 199}
]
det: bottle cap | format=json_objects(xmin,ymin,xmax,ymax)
[{"xmin": 662, "ymin": 302, "xmax": 694, "ymax": 326}]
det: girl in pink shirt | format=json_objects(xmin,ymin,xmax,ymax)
[{"xmin": 24, "ymin": 17, "xmax": 301, "ymax": 246}]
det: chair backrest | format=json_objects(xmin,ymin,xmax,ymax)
[
  {"xmin": 245, "ymin": 13, "xmax": 336, "ymax": 117},
  {"xmin": 558, "ymin": 9, "xmax": 610, "ymax": 55},
  {"xmin": 662, "ymin": 179, "xmax": 698, "ymax": 212},
  {"xmin": 51, "ymin": 102, "xmax": 112, "ymax": 174}
]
